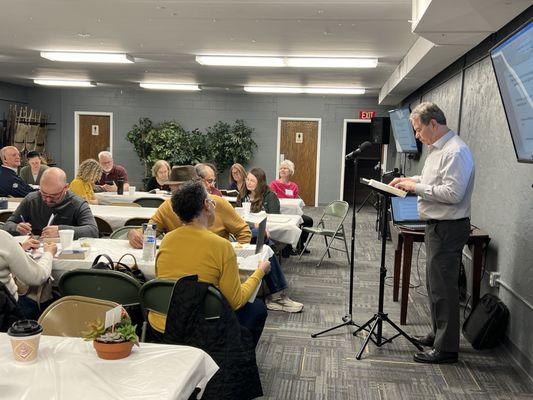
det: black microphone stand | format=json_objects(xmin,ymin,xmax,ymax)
[
  {"xmin": 353, "ymin": 188, "xmax": 422, "ymax": 359},
  {"xmin": 311, "ymin": 154, "xmax": 363, "ymax": 338}
]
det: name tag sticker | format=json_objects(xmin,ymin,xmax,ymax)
[{"xmin": 285, "ymin": 189, "xmax": 293, "ymax": 196}]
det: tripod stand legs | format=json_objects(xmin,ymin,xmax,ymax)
[
  {"xmin": 311, "ymin": 315, "xmax": 360, "ymax": 338},
  {"xmin": 353, "ymin": 313, "xmax": 423, "ymax": 359}
]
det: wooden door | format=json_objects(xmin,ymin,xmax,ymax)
[
  {"xmin": 279, "ymin": 120, "xmax": 318, "ymax": 205},
  {"xmin": 79, "ymin": 115, "xmax": 110, "ymax": 163}
]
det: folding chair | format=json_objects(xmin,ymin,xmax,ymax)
[
  {"xmin": 59, "ymin": 269, "xmax": 141, "ymax": 306},
  {"xmin": 38, "ymin": 295, "xmax": 120, "ymax": 337},
  {"xmin": 133, "ymin": 197, "xmax": 164, "ymax": 208},
  {"xmin": 110, "ymin": 225, "xmax": 142, "ymax": 239},
  {"xmin": 0, "ymin": 211, "xmax": 13, "ymax": 223},
  {"xmin": 139, "ymin": 277, "xmax": 223, "ymax": 342},
  {"xmin": 110, "ymin": 201, "xmax": 141, "ymax": 207},
  {"xmin": 94, "ymin": 216, "xmax": 113, "ymax": 237},
  {"xmin": 298, "ymin": 200, "xmax": 350, "ymax": 268},
  {"xmin": 125, "ymin": 217, "xmax": 150, "ymax": 226}
]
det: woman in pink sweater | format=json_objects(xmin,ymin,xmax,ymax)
[{"xmin": 269, "ymin": 160, "xmax": 313, "ymax": 255}]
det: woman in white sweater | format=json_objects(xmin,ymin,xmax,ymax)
[{"xmin": 0, "ymin": 230, "xmax": 56, "ymax": 305}]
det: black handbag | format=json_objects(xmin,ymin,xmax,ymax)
[
  {"xmin": 462, "ymin": 293, "xmax": 509, "ymax": 350},
  {"xmin": 91, "ymin": 253, "xmax": 147, "ymax": 285}
]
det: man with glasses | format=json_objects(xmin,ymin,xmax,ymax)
[
  {"xmin": 0, "ymin": 146, "xmax": 36, "ymax": 197},
  {"xmin": 3, "ymin": 167, "xmax": 98, "ymax": 239},
  {"xmin": 195, "ymin": 163, "xmax": 223, "ymax": 197},
  {"xmin": 95, "ymin": 151, "xmax": 129, "ymax": 192}
]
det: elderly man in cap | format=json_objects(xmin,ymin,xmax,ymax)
[{"xmin": 128, "ymin": 165, "xmax": 304, "ymax": 313}]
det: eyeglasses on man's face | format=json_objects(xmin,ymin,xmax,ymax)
[
  {"xmin": 40, "ymin": 186, "xmax": 66, "ymax": 201},
  {"xmin": 204, "ymin": 178, "xmax": 216, "ymax": 185}
]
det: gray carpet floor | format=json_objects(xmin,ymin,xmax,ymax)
[{"xmin": 255, "ymin": 206, "xmax": 533, "ymax": 399}]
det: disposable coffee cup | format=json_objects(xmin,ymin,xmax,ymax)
[
  {"xmin": 242, "ymin": 202, "xmax": 251, "ymax": 216},
  {"xmin": 59, "ymin": 229, "xmax": 75, "ymax": 249},
  {"xmin": 129, "ymin": 186, "xmax": 136, "ymax": 195},
  {"xmin": 7, "ymin": 319, "xmax": 43, "ymax": 363}
]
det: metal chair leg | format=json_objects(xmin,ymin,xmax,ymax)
[{"xmin": 298, "ymin": 233, "xmax": 314, "ymax": 260}]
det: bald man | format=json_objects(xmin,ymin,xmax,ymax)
[
  {"xmin": 0, "ymin": 146, "xmax": 36, "ymax": 197},
  {"xmin": 3, "ymin": 167, "xmax": 98, "ymax": 239}
]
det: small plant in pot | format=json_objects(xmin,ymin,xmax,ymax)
[{"xmin": 83, "ymin": 312, "xmax": 139, "ymax": 360}]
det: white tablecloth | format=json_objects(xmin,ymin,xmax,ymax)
[
  {"xmin": 95, "ymin": 191, "xmax": 170, "ymax": 204},
  {"xmin": 223, "ymin": 196, "xmax": 305, "ymax": 215},
  {"xmin": 4, "ymin": 202, "xmax": 156, "ymax": 232},
  {"xmin": 0, "ymin": 333, "xmax": 218, "ymax": 400},
  {"xmin": 90, "ymin": 204, "xmax": 157, "ymax": 230},
  {"xmin": 49, "ymin": 239, "xmax": 274, "ymax": 281},
  {"xmin": 236, "ymin": 209, "xmax": 303, "ymax": 247}
]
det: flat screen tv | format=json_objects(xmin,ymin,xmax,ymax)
[
  {"xmin": 490, "ymin": 20, "xmax": 533, "ymax": 163},
  {"xmin": 388, "ymin": 107, "xmax": 418, "ymax": 153}
]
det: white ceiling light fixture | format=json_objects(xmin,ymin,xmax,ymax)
[
  {"xmin": 286, "ymin": 58, "xmax": 377, "ymax": 68},
  {"xmin": 33, "ymin": 79, "xmax": 97, "ymax": 87},
  {"xmin": 196, "ymin": 56, "xmax": 284, "ymax": 67},
  {"xmin": 244, "ymin": 86, "xmax": 303, "ymax": 94},
  {"xmin": 140, "ymin": 83, "xmax": 200, "ymax": 91},
  {"xmin": 244, "ymin": 86, "xmax": 365, "ymax": 95},
  {"xmin": 40, "ymin": 51, "xmax": 134, "ymax": 63},
  {"xmin": 196, "ymin": 55, "xmax": 377, "ymax": 68}
]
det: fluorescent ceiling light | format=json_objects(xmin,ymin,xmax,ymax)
[
  {"xmin": 244, "ymin": 86, "xmax": 365, "ymax": 95},
  {"xmin": 286, "ymin": 57, "xmax": 377, "ymax": 68},
  {"xmin": 196, "ymin": 55, "xmax": 377, "ymax": 68},
  {"xmin": 140, "ymin": 83, "xmax": 200, "ymax": 91},
  {"xmin": 196, "ymin": 56, "xmax": 284, "ymax": 67},
  {"xmin": 244, "ymin": 86, "xmax": 303, "ymax": 93},
  {"xmin": 40, "ymin": 51, "xmax": 134, "ymax": 63},
  {"xmin": 33, "ymin": 79, "xmax": 96, "ymax": 87},
  {"xmin": 305, "ymin": 87, "xmax": 365, "ymax": 95}
]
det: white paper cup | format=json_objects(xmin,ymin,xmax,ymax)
[
  {"xmin": 129, "ymin": 186, "xmax": 136, "ymax": 195},
  {"xmin": 7, "ymin": 320, "xmax": 43, "ymax": 364},
  {"xmin": 242, "ymin": 202, "xmax": 251, "ymax": 216},
  {"xmin": 59, "ymin": 229, "xmax": 75, "ymax": 249}
]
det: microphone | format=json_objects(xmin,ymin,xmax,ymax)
[{"xmin": 345, "ymin": 141, "xmax": 372, "ymax": 160}]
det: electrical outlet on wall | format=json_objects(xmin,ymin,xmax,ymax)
[{"xmin": 489, "ymin": 272, "xmax": 501, "ymax": 287}]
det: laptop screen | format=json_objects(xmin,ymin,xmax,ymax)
[
  {"xmin": 391, "ymin": 196, "xmax": 420, "ymax": 223},
  {"xmin": 255, "ymin": 218, "xmax": 268, "ymax": 254}
]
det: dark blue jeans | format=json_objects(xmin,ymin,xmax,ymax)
[
  {"xmin": 249, "ymin": 225, "xmax": 288, "ymax": 294},
  {"xmin": 17, "ymin": 295, "xmax": 54, "ymax": 321},
  {"xmin": 236, "ymin": 298, "xmax": 268, "ymax": 347}
]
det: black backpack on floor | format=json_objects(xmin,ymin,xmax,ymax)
[{"xmin": 462, "ymin": 294, "xmax": 509, "ymax": 350}]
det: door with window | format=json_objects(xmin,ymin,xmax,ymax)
[
  {"xmin": 279, "ymin": 120, "xmax": 319, "ymax": 205},
  {"xmin": 78, "ymin": 114, "xmax": 111, "ymax": 163}
]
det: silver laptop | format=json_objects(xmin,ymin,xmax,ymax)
[
  {"xmin": 235, "ymin": 217, "xmax": 267, "ymax": 257},
  {"xmin": 390, "ymin": 196, "xmax": 426, "ymax": 231}
]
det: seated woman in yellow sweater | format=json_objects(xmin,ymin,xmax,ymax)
[
  {"xmin": 152, "ymin": 180, "xmax": 271, "ymax": 346},
  {"xmin": 69, "ymin": 159, "xmax": 102, "ymax": 205}
]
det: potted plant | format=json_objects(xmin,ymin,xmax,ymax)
[{"xmin": 83, "ymin": 313, "xmax": 139, "ymax": 360}]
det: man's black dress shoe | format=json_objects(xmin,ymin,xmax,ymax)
[
  {"xmin": 414, "ymin": 333, "xmax": 435, "ymax": 347},
  {"xmin": 413, "ymin": 349, "xmax": 458, "ymax": 364}
]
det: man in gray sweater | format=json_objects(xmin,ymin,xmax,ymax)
[{"xmin": 3, "ymin": 167, "xmax": 98, "ymax": 239}]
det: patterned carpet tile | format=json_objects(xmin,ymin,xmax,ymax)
[{"xmin": 256, "ymin": 206, "xmax": 533, "ymax": 399}]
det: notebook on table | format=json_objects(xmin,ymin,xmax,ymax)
[
  {"xmin": 234, "ymin": 217, "xmax": 267, "ymax": 257},
  {"xmin": 390, "ymin": 196, "xmax": 426, "ymax": 231}
]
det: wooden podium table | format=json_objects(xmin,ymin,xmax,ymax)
[{"xmin": 390, "ymin": 223, "xmax": 490, "ymax": 325}]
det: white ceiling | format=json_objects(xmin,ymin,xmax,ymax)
[
  {"xmin": 0, "ymin": 0, "xmax": 417, "ymax": 96},
  {"xmin": 0, "ymin": 0, "xmax": 529, "ymax": 102}
]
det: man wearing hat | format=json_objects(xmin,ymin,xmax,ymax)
[
  {"xmin": 127, "ymin": 165, "xmax": 250, "ymax": 246},
  {"xmin": 128, "ymin": 165, "xmax": 303, "ymax": 314}
]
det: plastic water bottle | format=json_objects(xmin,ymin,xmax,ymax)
[{"xmin": 142, "ymin": 223, "xmax": 157, "ymax": 261}]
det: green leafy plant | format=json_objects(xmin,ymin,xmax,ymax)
[
  {"xmin": 206, "ymin": 119, "xmax": 257, "ymax": 173},
  {"xmin": 82, "ymin": 315, "xmax": 139, "ymax": 346},
  {"xmin": 126, "ymin": 117, "xmax": 155, "ymax": 178}
]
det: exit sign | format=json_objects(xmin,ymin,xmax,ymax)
[{"xmin": 359, "ymin": 110, "xmax": 376, "ymax": 120}]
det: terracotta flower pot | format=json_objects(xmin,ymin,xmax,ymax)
[{"xmin": 93, "ymin": 340, "xmax": 134, "ymax": 360}]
